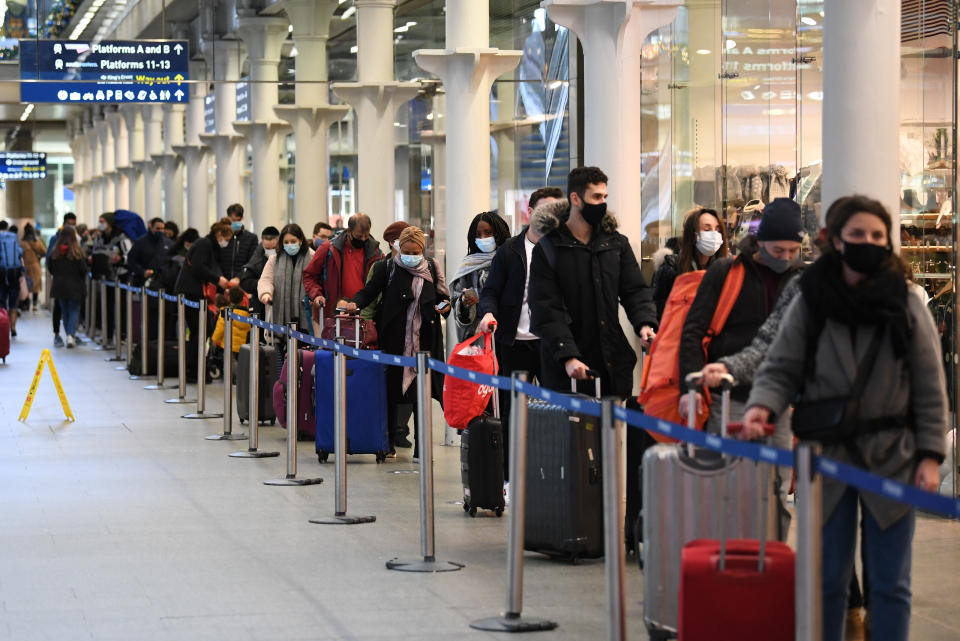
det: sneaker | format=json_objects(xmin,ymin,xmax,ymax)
[
  {"xmin": 412, "ymin": 456, "xmax": 420, "ymax": 464},
  {"xmin": 53, "ymin": 334, "xmax": 64, "ymax": 348},
  {"xmin": 66, "ymin": 335, "xmax": 75, "ymax": 348},
  {"xmin": 503, "ymin": 482, "xmax": 511, "ymax": 506},
  {"xmin": 386, "ymin": 449, "xmax": 397, "ymax": 459}
]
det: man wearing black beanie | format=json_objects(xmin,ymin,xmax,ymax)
[{"xmin": 678, "ymin": 197, "xmax": 805, "ymax": 433}]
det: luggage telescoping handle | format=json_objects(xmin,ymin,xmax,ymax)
[
  {"xmin": 570, "ymin": 368, "xmax": 601, "ymax": 398},
  {"xmin": 334, "ymin": 307, "xmax": 363, "ymax": 348}
]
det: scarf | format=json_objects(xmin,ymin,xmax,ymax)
[
  {"xmin": 799, "ymin": 252, "xmax": 910, "ymax": 359},
  {"xmin": 273, "ymin": 250, "xmax": 311, "ymax": 329},
  {"xmin": 393, "ymin": 254, "xmax": 449, "ymax": 392},
  {"xmin": 450, "ymin": 251, "xmax": 494, "ymax": 284}
]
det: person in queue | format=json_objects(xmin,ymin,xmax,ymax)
[
  {"xmin": 257, "ymin": 223, "xmax": 314, "ymax": 333},
  {"xmin": 336, "ymin": 226, "xmax": 450, "ymax": 460},
  {"xmin": 155, "ymin": 228, "xmax": 198, "ymax": 293},
  {"xmin": 126, "ymin": 217, "xmax": 172, "ymax": 287},
  {"xmin": 47, "ymin": 212, "xmax": 77, "ymax": 347},
  {"xmin": 238, "ymin": 226, "xmax": 280, "ymax": 316},
  {"xmin": 449, "ymin": 211, "xmax": 511, "ymax": 342},
  {"xmin": 164, "ymin": 221, "xmax": 180, "ymax": 241},
  {"xmin": 219, "ymin": 203, "xmax": 258, "ymax": 283},
  {"xmin": 19, "ymin": 222, "xmax": 45, "ymax": 313},
  {"xmin": 741, "ymin": 195, "xmax": 946, "ymax": 641},
  {"xmin": 47, "ymin": 226, "xmax": 88, "ymax": 348},
  {"xmin": 303, "ymin": 213, "xmax": 382, "ymax": 323},
  {"xmin": 312, "ymin": 221, "xmax": 334, "ymax": 249},
  {"xmin": 651, "ymin": 207, "xmax": 729, "ymax": 320},
  {"xmin": 90, "ymin": 212, "xmax": 132, "ymax": 344},
  {"xmin": 0, "ymin": 220, "xmax": 24, "ymax": 338}
]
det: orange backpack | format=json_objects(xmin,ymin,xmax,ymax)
[{"xmin": 638, "ymin": 262, "xmax": 745, "ymax": 442}]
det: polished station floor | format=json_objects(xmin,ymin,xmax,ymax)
[{"xmin": 2, "ymin": 310, "xmax": 959, "ymax": 640}]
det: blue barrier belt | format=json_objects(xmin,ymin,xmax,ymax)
[
  {"xmin": 182, "ymin": 298, "xmax": 202, "ymax": 310},
  {"xmin": 144, "ymin": 288, "xmax": 160, "ymax": 298},
  {"xmin": 104, "ymin": 280, "xmax": 116, "ymax": 288},
  {"xmin": 161, "ymin": 293, "xmax": 178, "ymax": 303}
]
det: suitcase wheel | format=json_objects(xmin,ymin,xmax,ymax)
[
  {"xmin": 462, "ymin": 498, "xmax": 470, "ymax": 513},
  {"xmin": 239, "ymin": 418, "xmax": 247, "ymax": 425},
  {"xmin": 375, "ymin": 452, "xmax": 386, "ymax": 464},
  {"xmin": 269, "ymin": 419, "xmax": 275, "ymax": 426},
  {"xmin": 645, "ymin": 624, "xmax": 672, "ymax": 641},
  {"xmin": 495, "ymin": 508, "xmax": 503, "ymax": 517},
  {"xmin": 317, "ymin": 450, "xmax": 329, "ymax": 463}
]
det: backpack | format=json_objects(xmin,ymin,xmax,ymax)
[
  {"xmin": 0, "ymin": 231, "xmax": 22, "ymax": 282},
  {"xmin": 637, "ymin": 261, "xmax": 745, "ymax": 442},
  {"xmin": 113, "ymin": 210, "xmax": 147, "ymax": 242}
]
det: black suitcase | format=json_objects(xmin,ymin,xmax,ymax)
[
  {"xmin": 460, "ymin": 413, "xmax": 505, "ymax": 517},
  {"xmin": 236, "ymin": 342, "xmax": 278, "ymax": 425},
  {"xmin": 524, "ymin": 376, "xmax": 603, "ymax": 561},
  {"xmin": 127, "ymin": 340, "xmax": 179, "ymax": 378}
]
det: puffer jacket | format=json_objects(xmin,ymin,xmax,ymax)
[
  {"xmin": 211, "ymin": 306, "xmax": 251, "ymax": 353},
  {"xmin": 218, "ymin": 228, "xmax": 258, "ymax": 280}
]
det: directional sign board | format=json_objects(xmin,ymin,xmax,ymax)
[
  {"xmin": 0, "ymin": 152, "xmax": 46, "ymax": 180},
  {"xmin": 19, "ymin": 39, "xmax": 189, "ymax": 104}
]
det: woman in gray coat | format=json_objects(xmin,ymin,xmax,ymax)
[{"xmin": 742, "ymin": 195, "xmax": 946, "ymax": 641}]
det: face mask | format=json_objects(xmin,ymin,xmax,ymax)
[
  {"xmin": 695, "ymin": 230, "xmax": 724, "ymax": 257},
  {"xmin": 264, "ymin": 248, "xmax": 277, "ymax": 257},
  {"xmin": 350, "ymin": 236, "xmax": 365, "ymax": 249},
  {"xmin": 218, "ymin": 239, "xmax": 229, "ymax": 249},
  {"xmin": 580, "ymin": 201, "xmax": 607, "ymax": 228},
  {"xmin": 841, "ymin": 242, "xmax": 890, "ymax": 275},
  {"xmin": 314, "ymin": 237, "xmax": 328, "ymax": 248},
  {"xmin": 98, "ymin": 223, "xmax": 107, "ymax": 232},
  {"xmin": 152, "ymin": 230, "xmax": 165, "ymax": 241},
  {"xmin": 475, "ymin": 237, "xmax": 497, "ymax": 253},
  {"xmin": 283, "ymin": 243, "xmax": 300, "ymax": 256},
  {"xmin": 758, "ymin": 243, "xmax": 794, "ymax": 274},
  {"xmin": 230, "ymin": 221, "xmax": 243, "ymax": 233},
  {"xmin": 400, "ymin": 254, "xmax": 423, "ymax": 268}
]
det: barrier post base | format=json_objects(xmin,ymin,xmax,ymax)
[
  {"xmin": 205, "ymin": 432, "xmax": 247, "ymax": 440},
  {"xmin": 386, "ymin": 557, "xmax": 464, "ymax": 573},
  {"xmin": 105, "ymin": 355, "xmax": 124, "ymax": 362},
  {"xmin": 309, "ymin": 514, "xmax": 376, "ymax": 525},
  {"xmin": 144, "ymin": 382, "xmax": 178, "ymax": 390},
  {"xmin": 469, "ymin": 614, "xmax": 558, "ymax": 633},
  {"xmin": 114, "ymin": 365, "xmax": 129, "ymax": 371},
  {"xmin": 182, "ymin": 411, "xmax": 223, "ymax": 419},
  {"xmin": 264, "ymin": 476, "xmax": 324, "ymax": 486},
  {"xmin": 229, "ymin": 449, "xmax": 280, "ymax": 458},
  {"xmin": 164, "ymin": 397, "xmax": 197, "ymax": 404}
]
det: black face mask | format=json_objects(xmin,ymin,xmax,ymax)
[
  {"xmin": 580, "ymin": 201, "xmax": 607, "ymax": 228},
  {"xmin": 152, "ymin": 231, "xmax": 165, "ymax": 241},
  {"xmin": 841, "ymin": 242, "xmax": 890, "ymax": 275},
  {"xmin": 350, "ymin": 236, "xmax": 365, "ymax": 249}
]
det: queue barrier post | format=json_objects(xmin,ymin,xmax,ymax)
[
  {"xmin": 265, "ymin": 323, "xmax": 323, "ymax": 486},
  {"xmin": 796, "ymin": 443, "xmax": 823, "ymax": 641},
  {"xmin": 83, "ymin": 275, "xmax": 94, "ymax": 339},
  {"xmin": 386, "ymin": 351, "xmax": 464, "ymax": 572},
  {"xmin": 128, "ymin": 286, "xmax": 150, "ymax": 380},
  {"xmin": 230, "ymin": 314, "xmax": 279, "ymax": 459},
  {"xmin": 144, "ymin": 289, "xmax": 176, "ymax": 390},
  {"xmin": 601, "ymin": 398, "xmax": 627, "ymax": 641},
  {"xmin": 106, "ymin": 279, "xmax": 124, "ymax": 364},
  {"xmin": 310, "ymin": 332, "xmax": 375, "ymax": 525},
  {"xmin": 182, "ymin": 299, "xmax": 222, "ymax": 419},
  {"xmin": 207, "ymin": 309, "xmax": 245, "ymax": 440},
  {"xmin": 166, "ymin": 295, "xmax": 196, "ymax": 404},
  {"xmin": 93, "ymin": 279, "xmax": 106, "ymax": 349},
  {"xmin": 471, "ymin": 371, "xmax": 558, "ymax": 633},
  {"xmin": 124, "ymin": 285, "xmax": 134, "ymax": 370}
]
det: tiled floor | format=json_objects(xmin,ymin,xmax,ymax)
[{"xmin": 2, "ymin": 309, "xmax": 959, "ymax": 640}]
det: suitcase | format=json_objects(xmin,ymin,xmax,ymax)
[
  {"xmin": 460, "ymin": 345, "xmax": 505, "ymax": 517},
  {"xmin": 127, "ymin": 340, "xmax": 179, "ymax": 377},
  {"xmin": 0, "ymin": 307, "xmax": 8, "ymax": 362},
  {"xmin": 314, "ymin": 315, "xmax": 389, "ymax": 462},
  {"xmin": 236, "ymin": 342, "xmax": 278, "ymax": 425},
  {"xmin": 642, "ymin": 376, "xmax": 780, "ymax": 640},
  {"xmin": 274, "ymin": 349, "xmax": 317, "ymax": 439},
  {"xmin": 524, "ymin": 375, "xmax": 604, "ymax": 561}
]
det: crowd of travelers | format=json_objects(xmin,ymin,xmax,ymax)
[{"xmin": 0, "ymin": 165, "xmax": 949, "ymax": 641}]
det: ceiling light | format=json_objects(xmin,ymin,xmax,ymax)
[
  {"xmin": 19, "ymin": 104, "xmax": 34, "ymax": 121},
  {"xmin": 341, "ymin": 6, "xmax": 356, "ymax": 19},
  {"xmin": 800, "ymin": 16, "xmax": 817, "ymax": 26},
  {"xmin": 288, "ymin": 25, "xmax": 293, "ymax": 32},
  {"xmin": 426, "ymin": 113, "xmax": 433, "ymax": 120},
  {"xmin": 725, "ymin": 39, "xmax": 736, "ymax": 50},
  {"xmin": 548, "ymin": 79, "xmax": 563, "ymax": 89},
  {"xmin": 696, "ymin": 49, "xmax": 711, "ymax": 55},
  {"xmin": 289, "ymin": 46, "xmax": 298, "ymax": 57},
  {"xmin": 349, "ymin": 45, "xmax": 358, "ymax": 54}
]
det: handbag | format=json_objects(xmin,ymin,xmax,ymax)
[
  {"xmin": 321, "ymin": 314, "xmax": 378, "ymax": 349},
  {"xmin": 791, "ymin": 327, "xmax": 884, "ymax": 443},
  {"xmin": 443, "ymin": 330, "xmax": 498, "ymax": 429}
]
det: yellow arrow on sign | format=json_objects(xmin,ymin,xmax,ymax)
[
  {"xmin": 19, "ymin": 349, "xmax": 75, "ymax": 422},
  {"xmin": 173, "ymin": 74, "xmax": 184, "ymax": 86}
]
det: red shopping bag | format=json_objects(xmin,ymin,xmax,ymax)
[{"xmin": 443, "ymin": 331, "xmax": 498, "ymax": 429}]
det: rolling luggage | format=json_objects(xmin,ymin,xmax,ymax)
[
  {"xmin": 127, "ymin": 340, "xmax": 178, "ymax": 377},
  {"xmin": 641, "ymin": 377, "xmax": 780, "ymax": 640},
  {"xmin": 236, "ymin": 342, "xmax": 278, "ymax": 425},
  {"xmin": 460, "ymin": 348, "xmax": 505, "ymax": 517},
  {"xmin": 274, "ymin": 348, "xmax": 317, "ymax": 439},
  {"xmin": 0, "ymin": 307, "xmax": 8, "ymax": 362},
  {"xmin": 524, "ymin": 375, "xmax": 604, "ymax": 561},
  {"xmin": 314, "ymin": 314, "xmax": 390, "ymax": 463}
]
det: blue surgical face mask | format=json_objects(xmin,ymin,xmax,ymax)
[
  {"xmin": 475, "ymin": 236, "xmax": 497, "ymax": 253},
  {"xmin": 400, "ymin": 254, "xmax": 423, "ymax": 268},
  {"xmin": 315, "ymin": 237, "xmax": 328, "ymax": 248},
  {"xmin": 231, "ymin": 221, "xmax": 243, "ymax": 233},
  {"xmin": 283, "ymin": 243, "xmax": 300, "ymax": 256}
]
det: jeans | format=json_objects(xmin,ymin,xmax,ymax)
[
  {"xmin": 822, "ymin": 487, "xmax": 914, "ymax": 641},
  {"xmin": 60, "ymin": 298, "xmax": 81, "ymax": 337}
]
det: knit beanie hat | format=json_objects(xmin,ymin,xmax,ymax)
[
  {"xmin": 756, "ymin": 198, "xmax": 803, "ymax": 242},
  {"xmin": 383, "ymin": 221, "xmax": 410, "ymax": 245},
  {"xmin": 398, "ymin": 226, "xmax": 426, "ymax": 252}
]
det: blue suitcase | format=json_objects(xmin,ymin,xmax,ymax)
[{"xmin": 314, "ymin": 349, "xmax": 390, "ymax": 463}]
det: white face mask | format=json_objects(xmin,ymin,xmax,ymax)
[
  {"xmin": 695, "ymin": 230, "xmax": 724, "ymax": 257},
  {"xmin": 475, "ymin": 236, "xmax": 497, "ymax": 253},
  {"xmin": 218, "ymin": 239, "xmax": 229, "ymax": 249},
  {"xmin": 264, "ymin": 248, "xmax": 277, "ymax": 257}
]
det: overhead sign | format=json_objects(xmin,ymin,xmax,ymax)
[
  {"xmin": 235, "ymin": 81, "xmax": 250, "ymax": 122},
  {"xmin": 0, "ymin": 152, "xmax": 46, "ymax": 180},
  {"xmin": 19, "ymin": 39, "xmax": 189, "ymax": 104}
]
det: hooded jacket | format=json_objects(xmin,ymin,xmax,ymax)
[
  {"xmin": 175, "ymin": 233, "xmax": 222, "ymax": 298},
  {"xmin": 302, "ymin": 232, "xmax": 382, "ymax": 321},
  {"xmin": 126, "ymin": 232, "xmax": 172, "ymax": 286},
  {"xmin": 217, "ymin": 227, "xmax": 258, "ymax": 280},
  {"xmin": 528, "ymin": 199, "xmax": 657, "ymax": 397}
]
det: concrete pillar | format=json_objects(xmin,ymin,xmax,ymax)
[
  {"xmin": 414, "ymin": 0, "xmax": 522, "ymax": 269},
  {"xmin": 822, "ymin": 0, "xmax": 900, "ymax": 235},
  {"xmin": 107, "ymin": 110, "xmax": 130, "ymax": 210},
  {"xmin": 134, "ymin": 105, "xmax": 163, "ymax": 222},
  {"xmin": 119, "ymin": 105, "xmax": 145, "ymax": 215},
  {"xmin": 97, "ymin": 116, "xmax": 116, "ymax": 212},
  {"xmin": 199, "ymin": 39, "xmax": 246, "ymax": 221},
  {"xmin": 173, "ymin": 60, "xmax": 213, "ymax": 232},
  {"xmin": 235, "ymin": 16, "xmax": 291, "ymax": 233},
  {"xmin": 275, "ymin": 0, "xmax": 349, "ymax": 227},
  {"xmin": 154, "ymin": 104, "xmax": 186, "ymax": 226},
  {"xmin": 334, "ymin": 0, "xmax": 420, "ymax": 237}
]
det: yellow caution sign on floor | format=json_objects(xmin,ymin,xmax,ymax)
[{"xmin": 19, "ymin": 349, "xmax": 75, "ymax": 423}]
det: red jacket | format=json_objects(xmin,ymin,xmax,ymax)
[{"xmin": 302, "ymin": 233, "xmax": 382, "ymax": 321}]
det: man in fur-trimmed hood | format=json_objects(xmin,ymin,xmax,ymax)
[{"xmin": 527, "ymin": 167, "xmax": 657, "ymax": 397}]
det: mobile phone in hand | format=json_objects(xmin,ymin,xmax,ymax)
[{"xmin": 436, "ymin": 300, "xmax": 450, "ymax": 312}]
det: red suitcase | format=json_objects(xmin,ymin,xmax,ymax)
[
  {"xmin": 678, "ymin": 441, "xmax": 794, "ymax": 641},
  {"xmin": 0, "ymin": 308, "xmax": 8, "ymax": 362}
]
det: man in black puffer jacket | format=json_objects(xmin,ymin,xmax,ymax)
[{"xmin": 218, "ymin": 203, "xmax": 258, "ymax": 280}]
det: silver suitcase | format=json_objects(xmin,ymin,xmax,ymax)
[{"xmin": 641, "ymin": 373, "xmax": 780, "ymax": 640}]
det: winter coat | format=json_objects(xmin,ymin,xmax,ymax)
[
  {"xmin": 528, "ymin": 199, "xmax": 657, "ymax": 397},
  {"xmin": 217, "ymin": 228, "xmax": 258, "ymax": 280},
  {"xmin": 126, "ymin": 232, "xmax": 172, "ymax": 286},
  {"xmin": 650, "ymin": 248, "xmax": 724, "ymax": 321},
  {"xmin": 302, "ymin": 233, "xmax": 382, "ymax": 321},
  {"xmin": 257, "ymin": 248, "xmax": 314, "ymax": 330},
  {"xmin": 747, "ymin": 287, "xmax": 947, "ymax": 528},
  {"xmin": 175, "ymin": 234, "xmax": 222, "ymax": 299},
  {"xmin": 90, "ymin": 227, "xmax": 132, "ymax": 281},
  {"xmin": 212, "ymin": 306, "xmax": 251, "ymax": 353},
  {"xmin": 20, "ymin": 237, "xmax": 45, "ymax": 293},
  {"xmin": 479, "ymin": 229, "xmax": 534, "ymax": 346},
  {"xmin": 678, "ymin": 237, "xmax": 803, "ymax": 401},
  {"xmin": 450, "ymin": 262, "xmax": 491, "ymax": 343},
  {"xmin": 239, "ymin": 245, "xmax": 270, "ymax": 296},
  {"xmin": 48, "ymin": 254, "xmax": 87, "ymax": 301}
]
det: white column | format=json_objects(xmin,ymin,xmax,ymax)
[
  {"xmin": 120, "ymin": 105, "xmax": 145, "ymax": 215},
  {"xmin": 822, "ymin": 0, "xmax": 900, "ymax": 233},
  {"xmin": 174, "ymin": 60, "xmax": 213, "ymax": 231},
  {"xmin": 414, "ymin": 0, "xmax": 522, "ymax": 269},
  {"xmin": 107, "ymin": 110, "xmax": 130, "ymax": 210},
  {"xmin": 134, "ymin": 105, "xmax": 164, "ymax": 222},
  {"xmin": 69, "ymin": 132, "xmax": 89, "ymax": 224},
  {"xmin": 334, "ymin": 0, "xmax": 420, "ymax": 236},
  {"xmin": 199, "ymin": 39, "xmax": 246, "ymax": 221},
  {"xmin": 97, "ymin": 116, "xmax": 117, "ymax": 213},
  {"xmin": 154, "ymin": 104, "xmax": 186, "ymax": 226},
  {"xmin": 275, "ymin": 0, "xmax": 349, "ymax": 227},
  {"xmin": 235, "ymin": 16, "xmax": 291, "ymax": 233}
]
